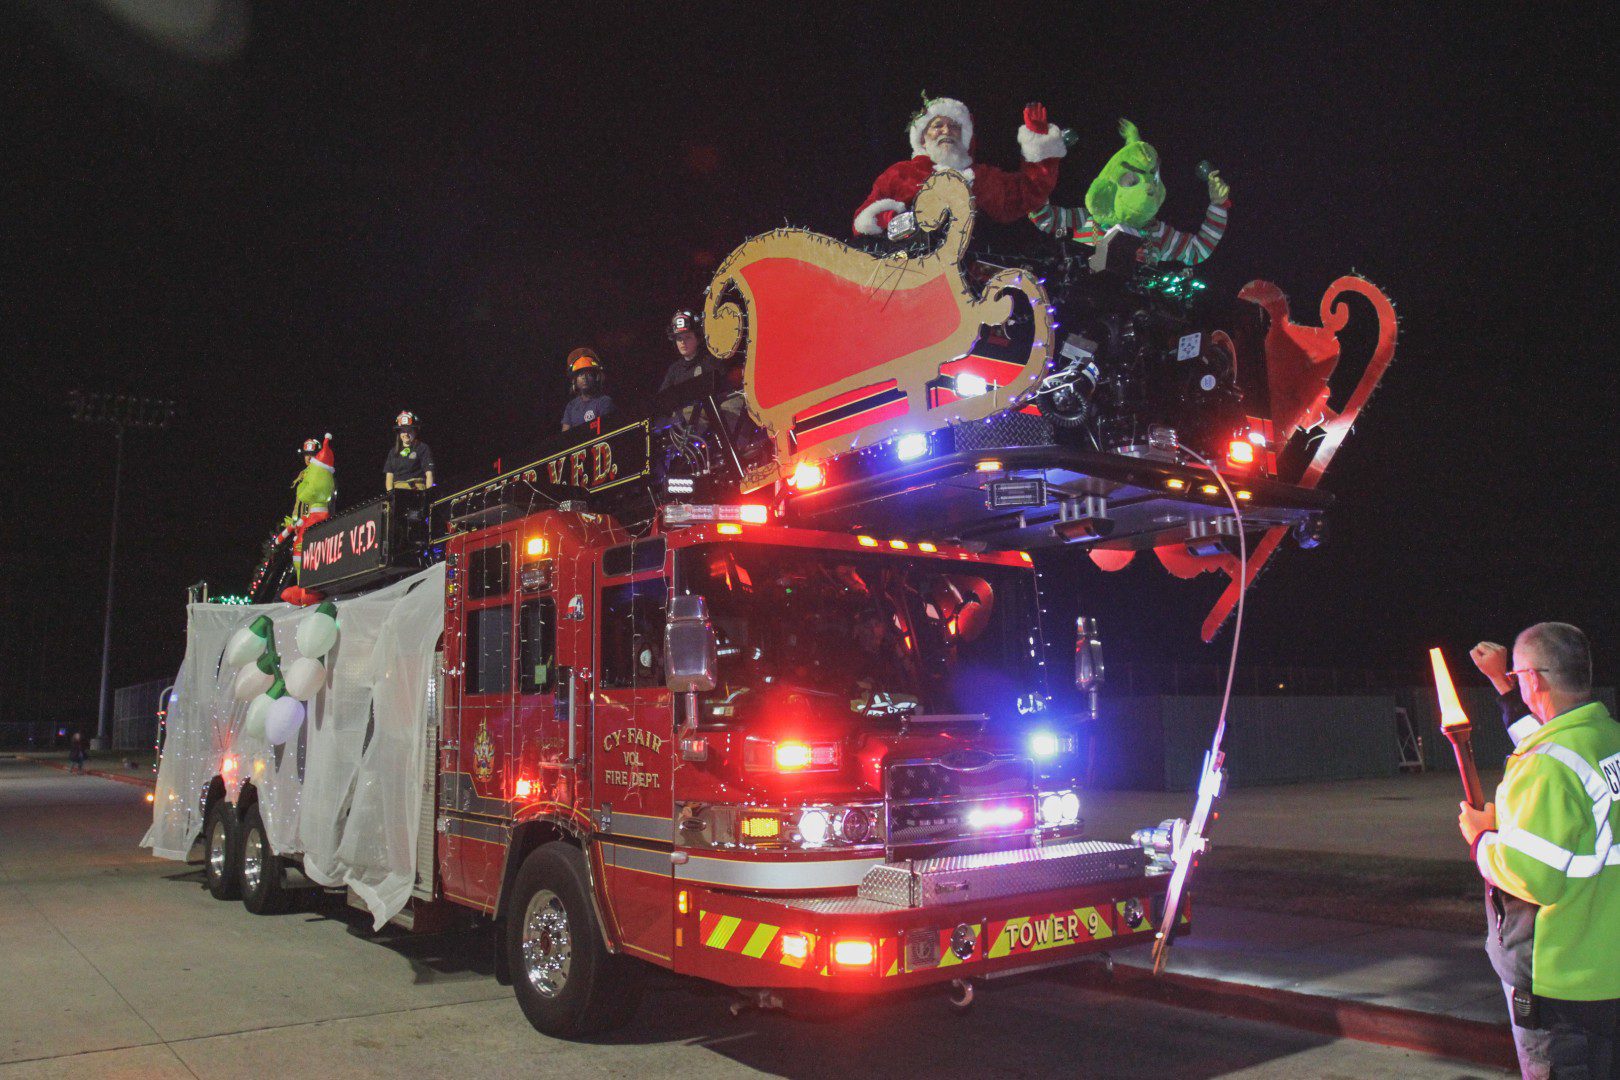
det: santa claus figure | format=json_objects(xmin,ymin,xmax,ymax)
[{"xmin": 853, "ymin": 96, "xmax": 1067, "ymax": 238}]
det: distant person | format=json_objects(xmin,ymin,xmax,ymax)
[
  {"xmin": 384, "ymin": 410, "xmax": 435, "ymax": 491},
  {"xmin": 561, "ymin": 348, "xmax": 614, "ymax": 432},
  {"xmin": 1461, "ymin": 623, "xmax": 1620, "ymax": 1078},
  {"xmin": 67, "ymin": 731, "xmax": 87, "ymax": 774}
]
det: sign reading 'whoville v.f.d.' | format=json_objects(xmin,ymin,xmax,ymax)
[{"xmin": 298, "ymin": 497, "xmax": 400, "ymax": 592}]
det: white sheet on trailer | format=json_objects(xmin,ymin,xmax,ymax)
[{"xmin": 142, "ymin": 563, "xmax": 445, "ymax": 928}]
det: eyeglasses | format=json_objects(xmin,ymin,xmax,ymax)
[{"xmin": 1507, "ymin": 667, "xmax": 1547, "ymax": 679}]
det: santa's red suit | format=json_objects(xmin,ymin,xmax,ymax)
[{"xmin": 854, "ymin": 97, "xmax": 1067, "ymax": 237}]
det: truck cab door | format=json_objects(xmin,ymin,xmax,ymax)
[
  {"xmin": 591, "ymin": 538, "xmax": 676, "ymax": 964},
  {"xmin": 438, "ymin": 531, "xmax": 518, "ymax": 911}
]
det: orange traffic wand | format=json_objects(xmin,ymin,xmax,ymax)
[{"xmin": 1430, "ymin": 647, "xmax": 1485, "ymax": 810}]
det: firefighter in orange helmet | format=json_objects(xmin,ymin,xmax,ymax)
[{"xmin": 561, "ymin": 348, "xmax": 614, "ymax": 432}]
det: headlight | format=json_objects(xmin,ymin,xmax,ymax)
[
  {"xmin": 1040, "ymin": 793, "xmax": 1066, "ymax": 827},
  {"xmin": 681, "ymin": 803, "xmax": 884, "ymax": 850},
  {"xmin": 796, "ymin": 808, "xmax": 831, "ymax": 846},
  {"xmin": 1037, "ymin": 789, "xmax": 1081, "ymax": 828},
  {"xmin": 835, "ymin": 807, "xmax": 874, "ymax": 844}
]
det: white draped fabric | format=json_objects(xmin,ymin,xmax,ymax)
[{"xmin": 142, "ymin": 564, "xmax": 444, "ymax": 928}]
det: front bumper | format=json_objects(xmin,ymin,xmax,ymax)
[{"xmin": 672, "ymin": 840, "xmax": 1178, "ymax": 992}]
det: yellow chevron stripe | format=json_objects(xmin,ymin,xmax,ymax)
[
  {"xmin": 741, "ymin": 922, "xmax": 778, "ymax": 959},
  {"xmin": 885, "ymin": 958, "xmax": 899, "ymax": 977},
  {"xmin": 706, "ymin": 915, "xmax": 741, "ymax": 950},
  {"xmin": 988, "ymin": 918, "xmax": 1020, "ymax": 959}
]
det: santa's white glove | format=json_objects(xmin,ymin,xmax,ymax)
[{"xmin": 886, "ymin": 211, "xmax": 918, "ymax": 241}]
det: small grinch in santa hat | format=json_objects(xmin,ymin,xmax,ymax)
[
  {"xmin": 853, "ymin": 94, "xmax": 1068, "ymax": 238},
  {"xmin": 276, "ymin": 433, "xmax": 335, "ymax": 606}
]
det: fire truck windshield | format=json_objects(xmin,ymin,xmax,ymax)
[{"xmin": 675, "ymin": 542, "xmax": 1044, "ymax": 725}]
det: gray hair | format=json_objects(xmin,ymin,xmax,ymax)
[{"xmin": 1515, "ymin": 622, "xmax": 1593, "ymax": 695}]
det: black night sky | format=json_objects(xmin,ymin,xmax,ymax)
[{"xmin": 2, "ymin": 4, "xmax": 1615, "ymax": 728}]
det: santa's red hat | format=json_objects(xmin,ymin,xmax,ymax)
[
  {"xmin": 310, "ymin": 433, "xmax": 335, "ymax": 473},
  {"xmin": 908, "ymin": 97, "xmax": 974, "ymax": 157}
]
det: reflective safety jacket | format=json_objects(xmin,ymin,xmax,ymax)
[{"xmin": 1475, "ymin": 701, "xmax": 1620, "ymax": 1000}]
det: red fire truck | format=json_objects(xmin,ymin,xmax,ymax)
[{"xmin": 153, "ymin": 180, "xmax": 1395, "ymax": 1036}]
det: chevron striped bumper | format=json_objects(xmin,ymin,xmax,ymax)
[{"xmin": 677, "ymin": 872, "xmax": 1177, "ymax": 991}]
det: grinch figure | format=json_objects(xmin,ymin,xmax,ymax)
[
  {"xmin": 1030, "ymin": 119, "xmax": 1231, "ymax": 265},
  {"xmin": 274, "ymin": 433, "xmax": 335, "ymax": 606}
]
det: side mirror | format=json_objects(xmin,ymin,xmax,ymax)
[
  {"xmin": 1075, "ymin": 616, "xmax": 1104, "ymax": 693},
  {"xmin": 665, "ymin": 593, "xmax": 717, "ymax": 694}
]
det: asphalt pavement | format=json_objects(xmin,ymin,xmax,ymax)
[{"xmin": 0, "ymin": 758, "xmax": 1509, "ymax": 1078}]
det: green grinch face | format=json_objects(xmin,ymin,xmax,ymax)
[
  {"xmin": 1085, "ymin": 120, "xmax": 1165, "ymax": 230},
  {"xmin": 295, "ymin": 462, "xmax": 335, "ymax": 507}
]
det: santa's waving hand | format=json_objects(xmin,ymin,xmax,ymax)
[{"xmin": 853, "ymin": 96, "xmax": 1067, "ymax": 237}]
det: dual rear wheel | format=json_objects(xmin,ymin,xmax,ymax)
[{"xmin": 200, "ymin": 800, "xmax": 289, "ymax": 913}]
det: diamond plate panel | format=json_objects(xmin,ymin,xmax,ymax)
[
  {"xmin": 858, "ymin": 840, "xmax": 1145, "ymax": 908},
  {"xmin": 953, "ymin": 411, "xmax": 1054, "ymax": 452},
  {"xmin": 762, "ymin": 894, "xmax": 907, "ymax": 915}
]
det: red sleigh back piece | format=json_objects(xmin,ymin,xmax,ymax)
[{"xmin": 1150, "ymin": 276, "xmax": 1399, "ymax": 640}]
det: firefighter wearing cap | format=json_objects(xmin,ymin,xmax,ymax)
[
  {"xmin": 561, "ymin": 348, "xmax": 614, "ymax": 432},
  {"xmin": 384, "ymin": 410, "xmax": 435, "ymax": 491},
  {"xmin": 853, "ymin": 96, "xmax": 1067, "ymax": 239}
]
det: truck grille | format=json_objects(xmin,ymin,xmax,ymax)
[{"xmin": 885, "ymin": 755, "xmax": 1034, "ymax": 849}]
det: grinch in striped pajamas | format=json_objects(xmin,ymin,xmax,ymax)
[{"xmin": 1030, "ymin": 119, "xmax": 1231, "ymax": 265}]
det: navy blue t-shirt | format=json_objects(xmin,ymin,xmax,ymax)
[{"xmin": 562, "ymin": 394, "xmax": 614, "ymax": 430}]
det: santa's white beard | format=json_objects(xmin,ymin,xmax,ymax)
[{"xmin": 924, "ymin": 140, "xmax": 972, "ymax": 173}]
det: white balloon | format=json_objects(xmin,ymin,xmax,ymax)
[
  {"xmin": 296, "ymin": 613, "xmax": 339, "ymax": 658},
  {"xmin": 224, "ymin": 626, "xmax": 267, "ymax": 669},
  {"xmin": 243, "ymin": 695, "xmax": 271, "ymax": 741},
  {"xmin": 265, "ymin": 696, "xmax": 306, "ymax": 746},
  {"xmin": 232, "ymin": 663, "xmax": 275, "ymax": 702},
  {"xmin": 284, "ymin": 656, "xmax": 327, "ymax": 700}
]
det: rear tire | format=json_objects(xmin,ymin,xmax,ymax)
[
  {"xmin": 238, "ymin": 804, "xmax": 290, "ymax": 914},
  {"xmin": 203, "ymin": 799, "xmax": 241, "ymax": 900},
  {"xmin": 505, "ymin": 843, "xmax": 643, "ymax": 1037}
]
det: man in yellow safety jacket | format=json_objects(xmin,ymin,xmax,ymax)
[{"xmin": 1461, "ymin": 622, "xmax": 1620, "ymax": 1078}]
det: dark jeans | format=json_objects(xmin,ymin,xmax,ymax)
[{"xmin": 1541, "ymin": 995, "xmax": 1619, "ymax": 1079}]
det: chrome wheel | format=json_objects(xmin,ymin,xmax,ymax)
[
  {"xmin": 208, "ymin": 819, "xmax": 228, "ymax": 880},
  {"xmin": 520, "ymin": 889, "xmax": 572, "ymax": 998},
  {"xmin": 242, "ymin": 828, "xmax": 264, "ymax": 893}
]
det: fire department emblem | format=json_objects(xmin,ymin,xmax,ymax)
[{"xmin": 471, "ymin": 720, "xmax": 495, "ymax": 781}]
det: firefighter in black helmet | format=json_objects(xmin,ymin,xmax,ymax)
[
  {"xmin": 384, "ymin": 410, "xmax": 435, "ymax": 491},
  {"xmin": 561, "ymin": 348, "xmax": 615, "ymax": 432},
  {"xmin": 659, "ymin": 310, "xmax": 712, "ymax": 394}
]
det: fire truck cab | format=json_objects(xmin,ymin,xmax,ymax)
[{"xmin": 435, "ymin": 480, "xmax": 1168, "ymax": 1035}]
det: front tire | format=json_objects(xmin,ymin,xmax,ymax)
[
  {"xmin": 238, "ymin": 804, "xmax": 289, "ymax": 914},
  {"xmin": 505, "ymin": 843, "xmax": 642, "ymax": 1038},
  {"xmin": 203, "ymin": 799, "xmax": 241, "ymax": 900}
]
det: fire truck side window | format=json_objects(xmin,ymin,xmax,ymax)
[
  {"xmin": 519, "ymin": 599, "xmax": 555, "ymax": 694},
  {"xmin": 599, "ymin": 578, "xmax": 667, "ymax": 689},
  {"xmin": 466, "ymin": 543, "xmax": 511, "ymax": 600},
  {"xmin": 464, "ymin": 605, "xmax": 513, "ymax": 695}
]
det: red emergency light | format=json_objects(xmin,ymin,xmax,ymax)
[{"xmin": 787, "ymin": 462, "xmax": 826, "ymax": 491}]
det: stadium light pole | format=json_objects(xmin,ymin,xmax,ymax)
[{"xmin": 70, "ymin": 392, "xmax": 176, "ymax": 748}]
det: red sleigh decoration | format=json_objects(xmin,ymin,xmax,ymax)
[
  {"xmin": 1148, "ymin": 276, "xmax": 1398, "ymax": 641},
  {"xmin": 702, "ymin": 172, "xmax": 1053, "ymax": 480}
]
